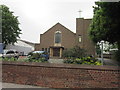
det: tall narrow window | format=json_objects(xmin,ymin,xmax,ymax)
[
  {"xmin": 42, "ymin": 48, "xmax": 44, "ymax": 51},
  {"xmin": 48, "ymin": 48, "xmax": 50, "ymax": 53},
  {"xmin": 55, "ymin": 31, "xmax": 61, "ymax": 44},
  {"xmin": 78, "ymin": 35, "xmax": 82, "ymax": 42},
  {"xmin": 45, "ymin": 48, "xmax": 47, "ymax": 52}
]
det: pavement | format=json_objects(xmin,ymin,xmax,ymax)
[
  {"xmin": 2, "ymin": 82, "xmax": 45, "ymax": 88},
  {"xmin": 97, "ymin": 58, "xmax": 119, "ymax": 66},
  {"xmin": 49, "ymin": 58, "xmax": 119, "ymax": 66},
  {"xmin": 48, "ymin": 59, "xmax": 63, "ymax": 64}
]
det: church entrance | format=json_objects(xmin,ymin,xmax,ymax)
[
  {"xmin": 49, "ymin": 46, "xmax": 64, "ymax": 58},
  {"xmin": 53, "ymin": 48, "xmax": 60, "ymax": 57}
]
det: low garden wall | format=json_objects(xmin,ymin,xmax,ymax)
[{"xmin": 2, "ymin": 61, "xmax": 120, "ymax": 88}]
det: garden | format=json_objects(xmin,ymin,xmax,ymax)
[
  {"xmin": 1, "ymin": 46, "xmax": 102, "ymax": 65},
  {"xmin": 62, "ymin": 46, "xmax": 102, "ymax": 65},
  {"xmin": 1, "ymin": 52, "xmax": 48, "ymax": 63}
]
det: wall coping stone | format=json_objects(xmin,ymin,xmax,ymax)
[{"xmin": 2, "ymin": 61, "xmax": 120, "ymax": 71}]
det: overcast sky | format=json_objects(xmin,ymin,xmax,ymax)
[{"xmin": 0, "ymin": 0, "xmax": 99, "ymax": 43}]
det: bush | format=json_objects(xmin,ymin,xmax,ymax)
[
  {"xmin": 2, "ymin": 53, "xmax": 48, "ymax": 63},
  {"xmin": 28, "ymin": 53, "xmax": 41, "ymax": 60},
  {"xmin": 62, "ymin": 46, "xmax": 86, "ymax": 58},
  {"xmin": 64, "ymin": 56, "xmax": 102, "ymax": 65},
  {"xmin": 28, "ymin": 53, "xmax": 48, "ymax": 63},
  {"xmin": 2, "ymin": 57, "xmax": 18, "ymax": 61},
  {"xmin": 62, "ymin": 46, "xmax": 101, "ymax": 65}
]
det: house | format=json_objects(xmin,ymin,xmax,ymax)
[
  {"xmin": 6, "ymin": 39, "xmax": 35, "ymax": 55},
  {"xmin": 35, "ymin": 18, "xmax": 96, "ymax": 58}
]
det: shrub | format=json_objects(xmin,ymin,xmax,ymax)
[
  {"xmin": 62, "ymin": 46, "xmax": 86, "ymax": 58},
  {"xmin": 28, "ymin": 53, "xmax": 48, "ymax": 63},
  {"xmin": 2, "ymin": 57, "xmax": 18, "ymax": 61},
  {"xmin": 28, "ymin": 53, "xmax": 41, "ymax": 60},
  {"xmin": 64, "ymin": 56, "xmax": 102, "ymax": 65}
]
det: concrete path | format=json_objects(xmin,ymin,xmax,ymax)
[
  {"xmin": 98, "ymin": 58, "xmax": 119, "ymax": 66},
  {"xmin": 2, "ymin": 82, "xmax": 45, "ymax": 88},
  {"xmin": 49, "ymin": 59, "xmax": 63, "ymax": 64},
  {"xmin": 49, "ymin": 58, "xmax": 119, "ymax": 66},
  {"xmin": 103, "ymin": 58, "xmax": 119, "ymax": 66}
]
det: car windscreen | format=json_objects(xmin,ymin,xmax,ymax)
[
  {"xmin": 6, "ymin": 51, "xmax": 15, "ymax": 54},
  {"xmin": 33, "ymin": 51, "xmax": 45, "ymax": 54}
]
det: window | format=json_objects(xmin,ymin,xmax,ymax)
[
  {"xmin": 6, "ymin": 51, "xmax": 14, "ymax": 54},
  {"xmin": 78, "ymin": 35, "xmax": 82, "ymax": 42},
  {"xmin": 48, "ymin": 48, "xmax": 50, "ymax": 53},
  {"xmin": 42, "ymin": 48, "xmax": 44, "ymax": 51},
  {"xmin": 45, "ymin": 48, "xmax": 47, "ymax": 52},
  {"xmin": 55, "ymin": 31, "xmax": 61, "ymax": 43}
]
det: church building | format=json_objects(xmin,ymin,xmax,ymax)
[{"xmin": 35, "ymin": 18, "xmax": 95, "ymax": 58}]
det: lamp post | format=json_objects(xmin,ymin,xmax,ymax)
[{"xmin": 101, "ymin": 40, "xmax": 104, "ymax": 66}]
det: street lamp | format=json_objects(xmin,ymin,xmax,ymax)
[{"xmin": 101, "ymin": 40, "xmax": 104, "ymax": 66}]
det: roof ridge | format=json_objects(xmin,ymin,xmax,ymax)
[{"xmin": 43, "ymin": 22, "xmax": 75, "ymax": 34}]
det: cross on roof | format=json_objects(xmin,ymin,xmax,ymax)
[{"xmin": 78, "ymin": 10, "xmax": 82, "ymax": 18}]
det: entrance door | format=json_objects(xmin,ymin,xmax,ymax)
[{"xmin": 53, "ymin": 48, "xmax": 60, "ymax": 57}]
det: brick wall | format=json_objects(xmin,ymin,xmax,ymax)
[
  {"xmin": 2, "ymin": 61, "xmax": 120, "ymax": 88},
  {"xmin": 34, "ymin": 43, "xmax": 40, "ymax": 51}
]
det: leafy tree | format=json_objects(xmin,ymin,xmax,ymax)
[
  {"xmin": 89, "ymin": 2, "xmax": 120, "ymax": 63},
  {"xmin": 89, "ymin": 2, "xmax": 120, "ymax": 44},
  {"xmin": 1, "ymin": 5, "xmax": 21, "ymax": 45}
]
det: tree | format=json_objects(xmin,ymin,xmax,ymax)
[
  {"xmin": 1, "ymin": 5, "xmax": 21, "ymax": 45},
  {"xmin": 89, "ymin": 2, "xmax": 120, "ymax": 63}
]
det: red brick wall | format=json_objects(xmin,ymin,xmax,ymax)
[{"xmin": 2, "ymin": 61, "xmax": 120, "ymax": 88}]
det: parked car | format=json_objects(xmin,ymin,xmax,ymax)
[
  {"xmin": 2, "ymin": 50, "xmax": 19, "ymax": 59},
  {"xmin": 28, "ymin": 51, "xmax": 49, "ymax": 61}
]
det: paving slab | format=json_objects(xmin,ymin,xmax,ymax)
[
  {"xmin": 49, "ymin": 59, "xmax": 63, "ymax": 64},
  {"xmin": 2, "ymin": 82, "xmax": 45, "ymax": 88}
]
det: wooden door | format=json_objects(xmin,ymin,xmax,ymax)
[{"xmin": 53, "ymin": 48, "xmax": 60, "ymax": 57}]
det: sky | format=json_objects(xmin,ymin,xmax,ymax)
[{"xmin": 0, "ymin": 0, "xmax": 99, "ymax": 43}]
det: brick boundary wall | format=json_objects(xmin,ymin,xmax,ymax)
[{"xmin": 2, "ymin": 61, "xmax": 120, "ymax": 88}]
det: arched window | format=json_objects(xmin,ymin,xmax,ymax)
[
  {"xmin": 78, "ymin": 35, "xmax": 82, "ymax": 42},
  {"xmin": 55, "ymin": 31, "xmax": 61, "ymax": 44}
]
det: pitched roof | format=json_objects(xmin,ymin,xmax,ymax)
[
  {"xmin": 43, "ymin": 22, "xmax": 75, "ymax": 35},
  {"xmin": 18, "ymin": 39, "xmax": 35, "ymax": 46}
]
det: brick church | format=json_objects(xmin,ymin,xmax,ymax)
[{"xmin": 35, "ymin": 18, "xmax": 95, "ymax": 58}]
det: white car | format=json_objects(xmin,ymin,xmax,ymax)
[{"xmin": 2, "ymin": 50, "xmax": 19, "ymax": 59}]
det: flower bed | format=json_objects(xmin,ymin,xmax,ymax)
[{"xmin": 64, "ymin": 57, "xmax": 102, "ymax": 65}]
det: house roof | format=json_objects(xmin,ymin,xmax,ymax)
[{"xmin": 18, "ymin": 39, "xmax": 35, "ymax": 46}]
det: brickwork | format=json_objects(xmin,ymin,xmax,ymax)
[
  {"xmin": 35, "ymin": 18, "xmax": 96, "ymax": 57},
  {"xmin": 34, "ymin": 43, "xmax": 40, "ymax": 51},
  {"xmin": 2, "ymin": 61, "xmax": 120, "ymax": 88}
]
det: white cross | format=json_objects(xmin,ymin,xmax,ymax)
[{"xmin": 78, "ymin": 10, "xmax": 82, "ymax": 18}]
